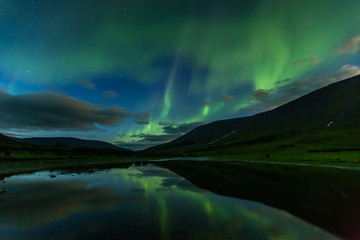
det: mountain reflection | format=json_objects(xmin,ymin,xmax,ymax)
[{"xmin": 0, "ymin": 165, "xmax": 338, "ymax": 240}]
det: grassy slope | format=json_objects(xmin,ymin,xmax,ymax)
[
  {"xmin": 192, "ymin": 130, "xmax": 360, "ymax": 163},
  {"xmin": 0, "ymin": 134, "xmax": 141, "ymax": 176},
  {"xmin": 146, "ymin": 75, "xmax": 360, "ymax": 164}
]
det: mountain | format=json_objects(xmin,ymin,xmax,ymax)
[
  {"xmin": 17, "ymin": 137, "xmax": 130, "ymax": 151},
  {"xmin": 0, "ymin": 133, "xmax": 16, "ymax": 146},
  {"xmin": 146, "ymin": 74, "xmax": 360, "ymax": 157}
]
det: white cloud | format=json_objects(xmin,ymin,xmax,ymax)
[{"xmin": 334, "ymin": 35, "xmax": 360, "ymax": 55}]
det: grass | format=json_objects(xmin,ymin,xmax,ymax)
[
  {"xmin": 0, "ymin": 157, "xmax": 146, "ymax": 178},
  {"xmin": 0, "ymin": 151, "xmax": 146, "ymax": 178},
  {"xmin": 2, "ymin": 128, "xmax": 360, "ymax": 177},
  {"xmin": 166, "ymin": 131, "xmax": 360, "ymax": 167}
]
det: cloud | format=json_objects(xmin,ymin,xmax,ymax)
[
  {"xmin": 161, "ymin": 122, "xmax": 204, "ymax": 135},
  {"xmin": 124, "ymin": 121, "xmax": 205, "ymax": 150},
  {"xmin": 133, "ymin": 112, "xmax": 151, "ymax": 125},
  {"xmin": 0, "ymin": 91, "xmax": 132, "ymax": 130},
  {"xmin": 218, "ymin": 95, "xmax": 235, "ymax": 103},
  {"xmin": 202, "ymin": 95, "xmax": 235, "ymax": 107},
  {"xmin": 77, "ymin": 79, "xmax": 96, "ymax": 90},
  {"xmin": 158, "ymin": 121, "xmax": 175, "ymax": 126},
  {"xmin": 339, "ymin": 64, "xmax": 360, "ymax": 76},
  {"xmin": 251, "ymin": 89, "xmax": 272, "ymax": 101},
  {"xmin": 334, "ymin": 35, "xmax": 360, "ymax": 55},
  {"xmin": 241, "ymin": 64, "xmax": 360, "ymax": 113},
  {"xmin": 102, "ymin": 90, "xmax": 119, "ymax": 99},
  {"xmin": 292, "ymin": 56, "xmax": 322, "ymax": 67}
]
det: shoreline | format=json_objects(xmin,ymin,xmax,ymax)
[
  {"xmin": 2, "ymin": 155, "xmax": 360, "ymax": 180},
  {"xmin": 0, "ymin": 157, "xmax": 146, "ymax": 180}
]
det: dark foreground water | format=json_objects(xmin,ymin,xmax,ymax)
[{"xmin": 0, "ymin": 164, "xmax": 337, "ymax": 240}]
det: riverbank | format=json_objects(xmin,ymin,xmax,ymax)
[
  {"xmin": 3, "ymin": 152, "xmax": 360, "ymax": 178},
  {"xmin": 0, "ymin": 157, "xmax": 146, "ymax": 179}
]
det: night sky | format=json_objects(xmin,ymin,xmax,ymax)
[{"xmin": 1, "ymin": 0, "xmax": 360, "ymax": 150}]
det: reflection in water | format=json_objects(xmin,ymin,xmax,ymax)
[{"xmin": 0, "ymin": 164, "xmax": 337, "ymax": 240}]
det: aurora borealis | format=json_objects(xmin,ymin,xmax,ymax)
[{"xmin": 1, "ymin": 0, "xmax": 360, "ymax": 149}]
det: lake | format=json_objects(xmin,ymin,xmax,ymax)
[{"xmin": 0, "ymin": 163, "xmax": 341, "ymax": 239}]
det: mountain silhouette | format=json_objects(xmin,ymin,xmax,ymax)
[
  {"xmin": 146, "ymin": 74, "xmax": 360, "ymax": 155},
  {"xmin": 17, "ymin": 137, "xmax": 130, "ymax": 151}
]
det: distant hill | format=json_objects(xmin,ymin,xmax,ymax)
[
  {"xmin": 146, "ymin": 74, "xmax": 360, "ymax": 156},
  {"xmin": 0, "ymin": 133, "xmax": 16, "ymax": 145},
  {"xmin": 17, "ymin": 137, "xmax": 130, "ymax": 151}
]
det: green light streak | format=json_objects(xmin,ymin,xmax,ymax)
[
  {"xmin": 10, "ymin": 0, "xmax": 357, "ymax": 142},
  {"xmin": 202, "ymin": 105, "xmax": 209, "ymax": 118},
  {"xmin": 161, "ymin": 62, "xmax": 177, "ymax": 119}
]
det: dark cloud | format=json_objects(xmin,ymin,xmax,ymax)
[
  {"xmin": 77, "ymin": 79, "xmax": 96, "ymax": 90},
  {"xmin": 251, "ymin": 89, "xmax": 272, "ymax": 101},
  {"xmin": 334, "ymin": 35, "xmax": 360, "ymax": 55},
  {"xmin": 292, "ymin": 56, "xmax": 322, "ymax": 67},
  {"xmin": 162, "ymin": 122, "xmax": 204, "ymax": 135},
  {"xmin": 102, "ymin": 90, "xmax": 118, "ymax": 99},
  {"xmin": 218, "ymin": 95, "xmax": 235, "ymax": 103},
  {"xmin": 275, "ymin": 78, "xmax": 292, "ymax": 85},
  {"xmin": 158, "ymin": 121, "xmax": 175, "ymax": 126},
  {"xmin": 44, "ymin": 84, "xmax": 68, "ymax": 94},
  {"xmin": 126, "ymin": 121, "xmax": 205, "ymax": 149},
  {"xmin": 240, "ymin": 64, "xmax": 360, "ymax": 113},
  {"xmin": 0, "ymin": 91, "xmax": 132, "ymax": 130},
  {"xmin": 202, "ymin": 100, "xmax": 211, "ymax": 105},
  {"xmin": 133, "ymin": 112, "xmax": 151, "ymax": 125}
]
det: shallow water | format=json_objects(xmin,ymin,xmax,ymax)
[{"xmin": 0, "ymin": 164, "xmax": 337, "ymax": 240}]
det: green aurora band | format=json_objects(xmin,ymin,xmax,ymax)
[{"xmin": 0, "ymin": 0, "xmax": 359, "ymax": 145}]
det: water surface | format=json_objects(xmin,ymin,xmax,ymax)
[{"xmin": 0, "ymin": 164, "xmax": 337, "ymax": 240}]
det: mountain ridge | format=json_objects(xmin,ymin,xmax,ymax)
[
  {"xmin": 17, "ymin": 137, "xmax": 131, "ymax": 151},
  {"xmin": 145, "ymin": 74, "xmax": 360, "ymax": 155},
  {"xmin": 0, "ymin": 133, "xmax": 16, "ymax": 145}
]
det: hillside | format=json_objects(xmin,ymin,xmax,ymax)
[
  {"xmin": 17, "ymin": 137, "xmax": 129, "ymax": 151},
  {"xmin": 146, "ymin": 74, "xmax": 360, "ymax": 160},
  {"xmin": 0, "ymin": 133, "xmax": 16, "ymax": 146}
]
